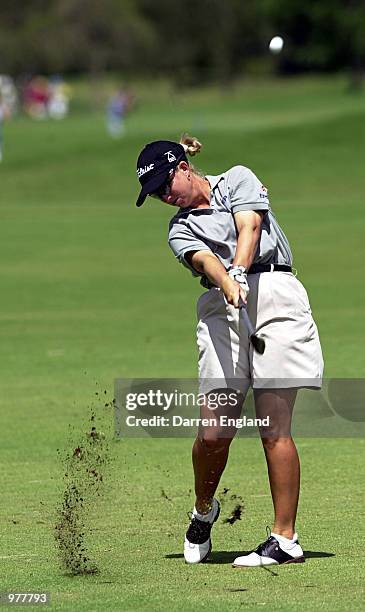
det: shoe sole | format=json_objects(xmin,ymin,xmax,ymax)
[
  {"xmin": 186, "ymin": 502, "xmax": 221, "ymax": 564},
  {"xmin": 232, "ymin": 556, "xmax": 305, "ymax": 568}
]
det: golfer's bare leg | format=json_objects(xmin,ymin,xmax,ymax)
[
  {"xmin": 254, "ymin": 388, "xmax": 299, "ymax": 539},
  {"xmin": 192, "ymin": 438, "xmax": 231, "ymax": 514},
  {"xmin": 192, "ymin": 390, "xmax": 242, "ymax": 514}
]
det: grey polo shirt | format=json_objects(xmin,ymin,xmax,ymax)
[{"xmin": 168, "ymin": 165, "xmax": 293, "ymax": 282}]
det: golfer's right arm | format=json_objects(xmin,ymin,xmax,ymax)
[{"xmin": 186, "ymin": 250, "xmax": 243, "ymax": 307}]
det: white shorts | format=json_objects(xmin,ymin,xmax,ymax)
[{"xmin": 197, "ymin": 272, "xmax": 324, "ymax": 395}]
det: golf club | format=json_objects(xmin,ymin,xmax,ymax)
[{"xmin": 239, "ymin": 301, "xmax": 266, "ymax": 354}]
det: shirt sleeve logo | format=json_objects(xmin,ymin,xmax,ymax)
[{"xmin": 259, "ymin": 185, "xmax": 269, "ymax": 199}]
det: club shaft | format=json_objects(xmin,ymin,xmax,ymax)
[{"xmin": 240, "ymin": 305, "xmax": 255, "ymax": 337}]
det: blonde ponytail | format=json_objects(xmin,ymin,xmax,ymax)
[{"xmin": 180, "ymin": 133, "xmax": 202, "ymax": 157}]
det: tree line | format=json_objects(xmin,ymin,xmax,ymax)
[{"xmin": 0, "ymin": 0, "xmax": 364, "ymax": 85}]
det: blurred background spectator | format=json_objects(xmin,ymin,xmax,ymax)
[
  {"xmin": 21, "ymin": 75, "xmax": 71, "ymax": 120},
  {"xmin": 23, "ymin": 76, "xmax": 50, "ymax": 119},
  {"xmin": 0, "ymin": 75, "xmax": 18, "ymax": 117},
  {"xmin": 48, "ymin": 76, "xmax": 71, "ymax": 120},
  {"xmin": 106, "ymin": 88, "xmax": 135, "ymax": 138},
  {"xmin": 0, "ymin": 75, "xmax": 17, "ymax": 162}
]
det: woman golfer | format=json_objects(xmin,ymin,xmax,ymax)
[{"xmin": 135, "ymin": 136, "xmax": 323, "ymax": 567}]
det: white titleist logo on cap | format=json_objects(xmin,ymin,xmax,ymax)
[
  {"xmin": 164, "ymin": 151, "xmax": 176, "ymax": 163},
  {"xmin": 137, "ymin": 163, "xmax": 154, "ymax": 178}
]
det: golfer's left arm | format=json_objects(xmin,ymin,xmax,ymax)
[{"xmin": 232, "ymin": 210, "xmax": 263, "ymax": 269}]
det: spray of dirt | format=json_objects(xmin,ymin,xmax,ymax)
[
  {"xmin": 218, "ymin": 488, "xmax": 245, "ymax": 525},
  {"xmin": 55, "ymin": 399, "xmax": 110, "ymax": 575}
]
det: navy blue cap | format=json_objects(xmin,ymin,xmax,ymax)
[{"xmin": 136, "ymin": 140, "xmax": 187, "ymax": 207}]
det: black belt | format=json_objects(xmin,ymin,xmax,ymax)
[
  {"xmin": 201, "ymin": 264, "xmax": 292, "ymax": 289},
  {"xmin": 247, "ymin": 264, "xmax": 292, "ymax": 274}
]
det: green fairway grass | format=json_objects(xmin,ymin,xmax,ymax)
[{"xmin": 1, "ymin": 76, "xmax": 364, "ymax": 610}]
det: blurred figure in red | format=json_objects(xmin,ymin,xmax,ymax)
[{"xmin": 23, "ymin": 76, "xmax": 50, "ymax": 119}]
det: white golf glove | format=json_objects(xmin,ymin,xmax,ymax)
[{"xmin": 228, "ymin": 265, "xmax": 250, "ymax": 300}]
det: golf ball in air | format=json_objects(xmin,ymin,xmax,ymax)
[{"xmin": 269, "ymin": 36, "xmax": 284, "ymax": 54}]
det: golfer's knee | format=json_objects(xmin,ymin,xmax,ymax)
[
  {"xmin": 198, "ymin": 432, "xmax": 233, "ymax": 452},
  {"xmin": 261, "ymin": 435, "xmax": 293, "ymax": 451}
]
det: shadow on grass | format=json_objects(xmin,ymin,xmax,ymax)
[
  {"xmin": 303, "ymin": 551, "xmax": 335, "ymax": 559},
  {"xmin": 165, "ymin": 550, "xmax": 335, "ymax": 564}
]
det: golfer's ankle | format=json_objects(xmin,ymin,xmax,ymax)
[
  {"xmin": 195, "ymin": 498, "xmax": 214, "ymax": 515},
  {"xmin": 272, "ymin": 526, "xmax": 295, "ymax": 539}
]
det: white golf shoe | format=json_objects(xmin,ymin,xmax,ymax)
[
  {"xmin": 233, "ymin": 531, "xmax": 305, "ymax": 567},
  {"xmin": 184, "ymin": 498, "xmax": 220, "ymax": 564}
]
